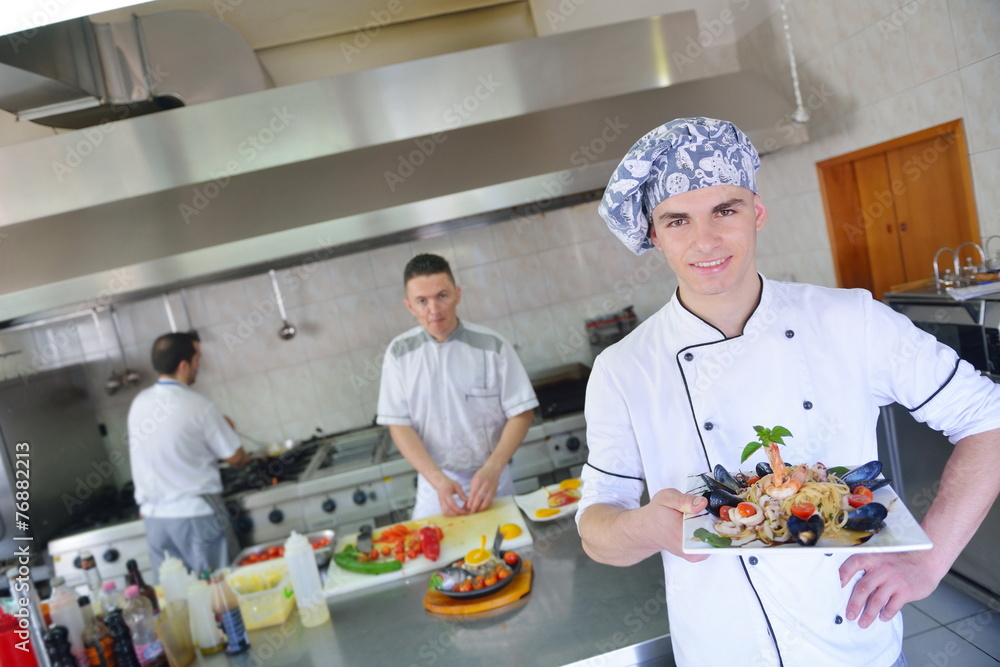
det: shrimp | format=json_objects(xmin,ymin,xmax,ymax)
[{"xmin": 762, "ymin": 438, "xmax": 809, "ymax": 499}]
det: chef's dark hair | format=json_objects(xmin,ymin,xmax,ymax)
[
  {"xmin": 151, "ymin": 331, "xmax": 201, "ymax": 375},
  {"xmin": 403, "ymin": 253, "xmax": 454, "ymax": 286}
]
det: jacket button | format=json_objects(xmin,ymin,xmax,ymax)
[
  {"xmin": 748, "ymin": 556, "xmax": 758, "ymax": 565},
  {"xmin": 803, "ymin": 401, "xmax": 813, "ymax": 410},
  {"xmin": 835, "ymin": 615, "xmax": 843, "ymax": 624},
  {"xmin": 785, "ymin": 330, "xmax": 795, "ymax": 338},
  {"xmin": 704, "ymin": 422, "xmax": 713, "ymax": 431},
  {"xmin": 684, "ymin": 352, "xmax": 694, "ymax": 361}
]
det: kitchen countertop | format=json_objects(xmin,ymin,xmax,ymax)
[{"xmin": 194, "ymin": 514, "xmax": 673, "ymax": 667}]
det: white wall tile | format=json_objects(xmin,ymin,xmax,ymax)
[
  {"xmin": 509, "ymin": 308, "xmax": 558, "ymax": 373},
  {"xmin": 225, "ymin": 373, "xmax": 279, "ymax": 433},
  {"xmin": 335, "ymin": 293, "xmax": 392, "ymax": 351},
  {"xmin": 912, "ymin": 73, "xmax": 968, "ymax": 128},
  {"xmin": 971, "ymin": 148, "xmax": 1000, "ymax": 240},
  {"xmin": 291, "ymin": 300, "xmax": 350, "ymax": 361},
  {"xmin": 498, "ymin": 254, "xmax": 551, "ymax": 311},
  {"xmin": 451, "ymin": 225, "xmax": 499, "ymax": 269},
  {"xmin": 873, "ymin": 91, "xmax": 923, "ymax": 142},
  {"xmin": 904, "ymin": 0, "xmax": 960, "ymax": 82},
  {"xmin": 186, "ymin": 279, "xmax": 252, "ymax": 329},
  {"xmin": 959, "ymin": 53, "xmax": 1000, "ymax": 152},
  {"xmin": 540, "ymin": 244, "xmax": 591, "ymax": 303},
  {"xmin": 533, "ymin": 207, "xmax": 583, "ymax": 251},
  {"xmin": 864, "ymin": 17, "xmax": 916, "ymax": 97},
  {"xmin": 454, "ymin": 263, "xmax": 511, "ymax": 321},
  {"xmin": 326, "ymin": 252, "xmax": 377, "ymax": 298},
  {"xmin": 376, "ymin": 285, "xmax": 414, "ymax": 337},
  {"xmin": 410, "ymin": 235, "xmax": 457, "ymax": 268},
  {"xmin": 311, "ymin": 353, "xmax": 364, "ymax": 412},
  {"xmin": 492, "ymin": 217, "xmax": 539, "ymax": 259},
  {"xmin": 369, "ymin": 243, "xmax": 413, "ymax": 288},
  {"xmin": 948, "ymin": 0, "xmax": 1000, "ymax": 66}
]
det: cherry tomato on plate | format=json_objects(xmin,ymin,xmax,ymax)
[
  {"xmin": 790, "ymin": 503, "xmax": 816, "ymax": 520},
  {"xmin": 852, "ymin": 486, "xmax": 874, "ymax": 501},
  {"xmin": 503, "ymin": 552, "xmax": 519, "ymax": 566},
  {"xmin": 847, "ymin": 494, "xmax": 872, "ymax": 508},
  {"xmin": 718, "ymin": 505, "xmax": 734, "ymax": 522},
  {"xmin": 736, "ymin": 502, "xmax": 757, "ymax": 518}
]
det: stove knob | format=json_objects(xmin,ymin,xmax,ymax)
[
  {"xmin": 566, "ymin": 436, "xmax": 581, "ymax": 452},
  {"xmin": 352, "ymin": 489, "xmax": 367, "ymax": 506},
  {"xmin": 73, "ymin": 555, "xmax": 83, "ymax": 569},
  {"xmin": 236, "ymin": 516, "xmax": 254, "ymax": 533},
  {"xmin": 322, "ymin": 498, "xmax": 337, "ymax": 513},
  {"xmin": 103, "ymin": 548, "xmax": 120, "ymax": 563},
  {"xmin": 268, "ymin": 508, "xmax": 284, "ymax": 524}
]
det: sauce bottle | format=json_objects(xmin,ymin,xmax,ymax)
[
  {"xmin": 125, "ymin": 561, "xmax": 159, "ymax": 615},
  {"xmin": 104, "ymin": 610, "xmax": 140, "ymax": 667},
  {"xmin": 283, "ymin": 531, "xmax": 330, "ymax": 628},
  {"xmin": 44, "ymin": 625, "xmax": 79, "ymax": 667},
  {"xmin": 79, "ymin": 552, "xmax": 103, "ymax": 616},
  {"xmin": 79, "ymin": 597, "xmax": 115, "ymax": 667},
  {"xmin": 209, "ymin": 572, "xmax": 250, "ymax": 655},
  {"xmin": 47, "ymin": 576, "xmax": 86, "ymax": 666}
]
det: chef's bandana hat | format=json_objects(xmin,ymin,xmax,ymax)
[{"xmin": 598, "ymin": 117, "xmax": 761, "ymax": 255}]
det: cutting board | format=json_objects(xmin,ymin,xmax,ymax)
[
  {"xmin": 423, "ymin": 560, "xmax": 533, "ymax": 614},
  {"xmin": 324, "ymin": 497, "xmax": 533, "ymax": 598}
]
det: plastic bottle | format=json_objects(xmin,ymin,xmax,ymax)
[
  {"xmin": 156, "ymin": 552, "xmax": 189, "ymax": 610},
  {"xmin": 185, "ymin": 579, "xmax": 224, "ymax": 656},
  {"xmin": 208, "ymin": 572, "xmax": 250, "ymax": 655},
  {"xmin": 99, "ymin": 582, "xmax": 125, "ymax": 616},
  {"xmin": 47, "ymin": 576, "xmax": 87, "ymax": 666},
  {"xmin": 104, "ymin": 610, "xmax": 140, "ymax": 667},
  {"xmin": 44, "ymin": 625, "xmax": 78, "ymax": 667},
  {"xmin": 78, "ymin": 597, "xmax": 115, "ymax": 667},
  {"xmin": 79, "ymin": 552, "xmax": 103, "ymax": 615},
  {"xmin": 125, "ymin": 561, "xmax": 159, "ymax": 615},
  {"xmin": 0, "ymin": 610, "xmax": 38, "ymax": 667},
  {"xmin": 283, "ymin": 531, "xmax": 330, "ymax": 627},
  {"xmin": 122, "ymin": 586, "xmax": 166, "ymax": 667}
]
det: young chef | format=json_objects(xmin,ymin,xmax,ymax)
[
  {"xmin": 576, "ymin": 117, "xmax": 1000, "ymax": 667},
  {"xmin": 128, "ymin": 332, "xmax": 251, "ymax": 578},
  {"xmin": 377, "ymin": 253, "xmax": 538, "ymax": 518}
]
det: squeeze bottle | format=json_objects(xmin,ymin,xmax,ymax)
[{"xmin": 283, "ymin": 532, "xmax": 330, "ymax": 627}]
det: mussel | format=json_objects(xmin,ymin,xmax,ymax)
[
  {"xmin": 703, "ymin": 488, "xmax": 744, "ymax": 517},
  {"xmin": 787, "ymin": 514, "xmax": 824, "ymax": 546},
  {"xmin": 701, "ymin": 464, "xmax": 742, "ymax": 493},
  {"xmin": 841, "ymin": 461, "xmax": 883, "ymax": 485},
  {"xmin": 755, "ymin": 461, "xmax": 773, "ymax": 478},
  {"xmin": 843, "ymin": 502, "xmax": 888, "ymax": 532},
  {"xmin": 845, "ymin": 478, "xmax": 892, "ymax": 493}
]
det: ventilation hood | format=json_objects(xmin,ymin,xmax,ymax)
[{"xmin": 0, "ymin": 11, "xmax": 807, "ymax": 324}]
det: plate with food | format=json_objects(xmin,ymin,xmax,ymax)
[
  {"xmin": 514, "ymin": 478, "xmax": 583, "ymax": 522},
  {"xmin": 428, "ymin": 533, "xmax": 522, "ymax": 599},
  {"xmin": 682, "ymin": 426, "xmax": 932, "ymax": 555}
]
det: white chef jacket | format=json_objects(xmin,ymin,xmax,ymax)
[
  {"xmin": 128, "ymin": 380, "xmax": 241, "ymax": 518},
  {"xmin": 577, "ymin": 276, "xmax": 1000, "ymax": 667},
  {"xmin": 376, "ymin": 320, "xmax": 539, "ymax": 473}
]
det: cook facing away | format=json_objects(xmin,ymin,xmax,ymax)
[
  {"xmin": 576, "ymin": 118, "xmax": 1000, "ymax": 667},
  {"xmin": 128, "ymin": 332, "xmax": 251, "ymax": 578},
  {"xmin": 377, "ymin": 254, "xmax": 538, "ymax": 519}
]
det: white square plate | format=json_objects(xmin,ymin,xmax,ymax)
[
  {"xmin": 514, "ymin": 482, "xmax": 582, "ymax": 522},
  {"xmin": 682, "ymin": 478, "xmax": 932, "ymax": 555}
]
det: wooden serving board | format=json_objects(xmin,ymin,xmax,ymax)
[
  {"xmin": 324, "ymin": 497, "xmax": 533, "ymax": 598},
  {"xmin": 423, "ymin": 560, "xmax": 533, "ymax": 614}
]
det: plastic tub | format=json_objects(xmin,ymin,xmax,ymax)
[{"xmin": 225, "ymin": 562, "xmax": 295, "ymax": 630}]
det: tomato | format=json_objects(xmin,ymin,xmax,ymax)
[
  {"xmin": 496, "ymin": 569, "xmax": 510, "ymax": 580},
  {"xmin": 484, "ymin": 576, "xmax": 498, "ymax": 587},
  {"xmin": 381, "ymin": 546, "xmax": 391, "ymax": 556},
  {"xmin": 852, "ymin": 486, "xmax": 874, "ymax": 501},
  {"xmin": 472, "ymin": 578, "xmax": 484, "ymax": 590},
  {"xmin": 718, "ymin": 505, "xmax": 734, "ymax": 522},
  {"xmin": 407, "ymin": 549, "xmax": 419, "ymax": 560},
  {"xmin": 847, "ymin": 494, "xmax": 872, "ymax": 508},
  {"xmin": 394, "ymin": 551, "xmax": 406, "ymax": 563},
  {"xmin": 736, "ymin": 502, "xmax": 757, "ymax": 518},
  {"xmin": 747, "ymin": 476, "xmax": 760, "ymax": 485},
  {"xmin": 503, "ymin": 552, "xmax": 519, "ymax": 566},
  {"xmin": 790, "ymin": 503, "xmax": 816, "ymax": 520},
  {"xmin": 456, "ymin": 581, "xmax": 473, "ymax": 593}
]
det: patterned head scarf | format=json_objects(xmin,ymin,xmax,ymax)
[{"xmin": 598, "ymin": 117, "xmax": 760, "ymax": 255}]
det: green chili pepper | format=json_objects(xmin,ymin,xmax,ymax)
[{"xmin": 334, "ymin": 544, "xmax": 404, "ymax": 575}]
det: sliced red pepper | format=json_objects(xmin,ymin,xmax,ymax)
[{"xmin": 419, "ymin": 525, "xmax": 441, "ymax": 561}]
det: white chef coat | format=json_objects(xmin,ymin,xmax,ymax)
[
  {"xmin": 377, "ymin": 320, "xmax": 539, "ymax": 474},
  {"xmin": 128, "ymin": 380, "xmax": 241, "ymax": 518},
  {"xmin": 577, "ymin": 276, "xmax": 1000, "ymax": 667}
]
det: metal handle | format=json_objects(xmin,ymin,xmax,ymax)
[
  {"xmin": 162, "ymin": 293, "xmax": 177, "ymax": 332},
  {"xmin": 268, "ymin": 269, "xmax": 290, "ymax": 322}
]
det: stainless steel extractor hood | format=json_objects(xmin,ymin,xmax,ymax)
[{"xmin": 0, "ymin": 11, "xmax": 807, "ymax": 324}]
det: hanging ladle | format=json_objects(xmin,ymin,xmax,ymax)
[
  {"xmin": 93, "ymin": 310, "xmax": 122, "ymax": 395},
  {"xmin": 110, "ymin": 305, "xmax": 142, "ymax": 387},
  {"xmin": 268, "ymin": 269, "xmax": 297, "ymax": 340},
  {"xmin": 162, "ymin": 293, "xmax": 177, "ymax": 333}
]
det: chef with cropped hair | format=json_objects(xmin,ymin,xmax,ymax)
[{"xmin": 576, "ymin": 117, "xmax": 1000, "ymax": 667}]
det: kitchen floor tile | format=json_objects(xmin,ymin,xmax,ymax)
[
  {"xmin": 902, "ymin": 605, "xmax": 940, "ymax": 638},
  {"xmin": 948, "ymin": 612, "xmax": 1000, "ymax": 661},
  {"xmin": 903, "ymin": 626, "xmax": 1000, "ymax": 666},
  {"xmin": 911, "ymin": 581, "xmax": 990, "ymax": 625}
]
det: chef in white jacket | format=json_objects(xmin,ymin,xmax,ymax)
[{"xmin": 576, "ymin": 117, "xmax": 1000, "ymax": 667}]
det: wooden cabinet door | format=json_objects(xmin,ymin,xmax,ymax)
[{"xmin": 854, "ymin": 153, "xmax": 907, "ymax": 301}]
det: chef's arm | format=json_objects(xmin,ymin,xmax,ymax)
[
  {"xmin": 579, "ymin": 489, "xmax": 709, "ymax": 566},
  {"xmin": 224, "ymin": 446, "xmax": 251, "ymax": 468},
  {"xmin": 841, "ymin": 427, "xmax": 1000, "ymax": 627},
  {"xmin": 388, "ymin": 424, "xmax": 468, "ymax": 515},
  {"xmin": 466, "ymin": 409, "xmax": 535, "ymax": 512}
]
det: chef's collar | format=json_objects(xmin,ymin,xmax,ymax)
[{"xmin": 669, "ymin": 274, "xmax": 772, "ymax": 340}]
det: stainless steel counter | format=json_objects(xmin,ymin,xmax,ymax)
[{"xmin": 195, "ymin": 516, "xmax": 674, "ymax": 667}]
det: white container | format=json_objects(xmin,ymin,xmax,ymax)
[
  {"xmin": 283, "ymin": 531, "xmax": 330, "ymax": 628},
  {"xmin": 123, "ymin": 585, "xmax": 166, "ymax": 666},
  {"xmin": 157, "ymin": 551, "xmax": 190, "ymax": 606},
  {"xmin": 48, "ymin": 576, "xmax": 87, "ymax": 667},
  {"xmin": 185, "ymin": 580, "xmax": 224, "ymax": 655}
]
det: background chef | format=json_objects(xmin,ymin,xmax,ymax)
[
  {"xmin": 377, "ymin": 254, "xmax": 538, "ymax": 518},
  {"xmin": 576, "ymin": 117, "xmax": 1000, "ymax": 667}
]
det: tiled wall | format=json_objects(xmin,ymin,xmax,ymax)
[
  {"xmin": 738, "ymin": 0, "xmax": 1000, "ymax": 282},
  {"xmin": 2, "ymin": 0, "xmax": 998, "ymax": 489}
]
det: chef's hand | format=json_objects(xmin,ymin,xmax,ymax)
[
  {"xmin": 643, "ymin": 488, "xmax": 710, "ymax": 563},
  {"xmin": 432, "ymin": 475, "xmax": 469, "ymax": 517},
  {"xmin": 839, "ymin": 549, "xmax": 944, "ymax": 628},
  {"xmin": 465, "ymin": 464, "xmax": 501, "ymax": 514}
]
